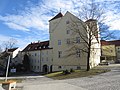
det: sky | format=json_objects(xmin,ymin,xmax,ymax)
[{"xmin": 0, "ymin": 0, "xmax": 120, "ymax": 50}]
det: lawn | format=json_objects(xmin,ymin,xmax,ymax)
[{"xmin": 45, "ymin": 68, "xmax": 110, "ymax": 80}]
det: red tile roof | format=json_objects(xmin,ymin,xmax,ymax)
[
  {"xmin": 22, "ymin": 41, "xmax": 52, "ymax": 52},
  {"xmin": 101, "ymin": 40, "xmax": 120, "ymax": 46},
  {"xmin": 108, "ymin": 40, "xmax": 120, "ymax": 46},
  {"xmin": 49, "ymin": 12, "xmax": 63, "ymax": 21},
  {"xmin": 101, "ymin": 40, "xmax": 111, "ymax": 46}
]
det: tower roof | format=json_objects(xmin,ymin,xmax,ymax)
[{"xmin": 49, "ymin": 12, "xmax": 63, "ymax": 21}]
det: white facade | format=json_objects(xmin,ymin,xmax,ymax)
[
  {"xmin": 22, "ymin": 41, "xmax": 53, "ymax": 73},
  {"xmin": 26, "ymin": 49, "xmax": 53, "ymax": 72}
]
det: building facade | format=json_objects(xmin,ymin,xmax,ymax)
[
  {"xmin": 101, "ymin": 40, "xmax": 120, "ymax": 63},
  {"xmin": 21, "ymin": 11, "xmax": 101, "ymax": 73},
  {"xmin": 22, "ymin": 41, "xmax": 53, "ymax": 73},
  {"xmin": 49, "ymin": 11, "xmax": 100, "ymax": 71}
]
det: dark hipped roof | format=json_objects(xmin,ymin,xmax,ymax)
[
  {"xmin": 22, "ymin": 41, "xmax": 52, "ymax": 52},
  {"xmin": 101, "ymin": 40, "xmax": 120, "ymax": 46},
  {"xmin": 49, "ymin": 12, "xmax": 63, "ymax": 21},
  {"xmin": 85, "ymin": 19, "xmax": 97, "ymax": 23},
  {"xmin": 8, "ymin": 48, "xmax": 18, "ymax": 52}
]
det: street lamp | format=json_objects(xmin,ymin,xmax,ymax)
[{"xmin": 5, "ymin": 55, "xmax": 11, "ymax": 82}]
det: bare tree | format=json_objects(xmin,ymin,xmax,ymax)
[
  {"xmin": 2, "ymin": 38, "xmax": 17, "ymax": 50},
  {"xmin": 67, "ymin": 0, "xmax": 114, "ymax": 71},
  {"xmin": 0, "ymin": 45, "xmax": 2, "ymax": 53}
]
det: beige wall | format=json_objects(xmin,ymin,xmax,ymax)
[
  {"xmin": 49, "ymin": 11, "xmax": 100, "ymax": 71},
  {"xmin": 102, "ymin": 45, "xmax": 116, "ymax": 56}
]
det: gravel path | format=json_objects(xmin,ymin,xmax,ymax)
[{"xmin": 2, "ymin": 64, "xmax": 120, "ymax": 90}]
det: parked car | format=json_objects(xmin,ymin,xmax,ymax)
[{"xmin": 99, "ymin": 60, "xmax": 110, "ymax": 65}]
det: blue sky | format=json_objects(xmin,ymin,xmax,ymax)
[{"xmin": 0, "ymin": 0, "xmax": 120, "ymax": 50}]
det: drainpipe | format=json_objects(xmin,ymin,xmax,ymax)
[{"xmin": 40, "ymin": 50, "xmax": 42, "ymax": 72}]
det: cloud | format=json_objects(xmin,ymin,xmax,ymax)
[
  {"xmin": 0, "ymin": 0, "xmax": 119, "ymax": 32},
  {"xmin": 0, "ymin": 0, "xmax": 120, "ymax": 49},
  {"xmin": 4, "ymin": 22, "xmax": 30, "ymax": 31}
]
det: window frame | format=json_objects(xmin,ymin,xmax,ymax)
[
  {"xmin": 58, "ymin": 40, "xmax": 62, "ymax": 45},
  {"xmin": 76, "ymin": 37, "xmax": 80, "ymax": 43}
]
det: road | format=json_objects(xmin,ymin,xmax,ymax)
[{"xmin": 1, "ymin": 64, "xmax": 120, "ymax": 90}]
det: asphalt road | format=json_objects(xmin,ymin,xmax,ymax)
[{"xmin": 1, "ymin": 64, "xmax": 120, "ymax": 90}]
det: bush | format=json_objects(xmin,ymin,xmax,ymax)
[
  {"xmin": 70, "ymin": 68, "xmax": 74, "ymax": 73},
  {"xmin": 63, "ymin": 69, "xmax": 70, "ymax": 75}
]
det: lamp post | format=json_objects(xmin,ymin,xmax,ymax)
[{"xmin": 5, "ymin": 55, "xmax": 11, "ymax": 82}]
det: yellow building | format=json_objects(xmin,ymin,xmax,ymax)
[
  {"xmin": 101, "ymin": 40, "xmax": 120, "ymax": 63},
  {"xmin": 49, "ymin": 11, "xmax": 101, "ymax": 71}
]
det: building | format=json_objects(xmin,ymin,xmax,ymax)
[
  {"xmin": 22, "ymin": 11, "xmax": 101, "ymax": 73},
  {"xmin": 22, "ymin": 41, "xmax": 53, "ymax": 73},
  {"xmin": 101, "ymin": 40, "xmax": 120, "ymax": 63},
  {"xmin": 49, "ymin": 11, "xmax": 101, "ymax": 71},
  {"xmin": 0, "ymin": 47, "xmax": 21, "ymax": 69}
]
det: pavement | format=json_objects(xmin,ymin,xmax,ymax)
[{"xmin": 1, "ymin": 64, "xmax": 120, "ymax": 90}]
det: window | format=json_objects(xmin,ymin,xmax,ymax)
[
  {"xmin": 58, "ymin": 40, "xmax": 61, "ymax": 45},
  {"xmin": 42, "ymin": 57, "xmax": 44, "ymax": 61},
  {"xmin": 111, "ymin": 50, "xmax": 113, "ymax": 52},
  {"xmin": 66, "ymin": 38, "xmax": 70, "ymax": 44},
  {"xmin": 58, "ymin": 51, "xmax": 62, "ymax": 58},
  {"xmin": 34, "ymin": 66, "xmax": 36, "ymax": 69},
  {"xmin": 58, "ymin": 66, "xmax": 62, "ymax": 69},
  {"xmin": 76, "ymin": 49, "xmax": 80, "ymax": 57},
  {"xmin": 66, "ymin": 30, "xmax": 70, "ymax": 34},
  {"xmin": 37, "ymin": 66, "xmax": 39, "ymax": 69},
  {"xmin": 66, "ymin": 20, "xmax": 70, "ymax": 24},
  {"xmin": 76, "ymin": 37, "xmax": 80, "ymax": 43},
  {"xmin": 32, "ymin": 66, "xmax": 33, "ymax": 69},
  {"xmin": 46, "ymin": 57, "xmax": 48, "ymax": 61}
]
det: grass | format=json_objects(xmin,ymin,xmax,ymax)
[
  {"xmin": 45, "ymin": 69, "xmax": 110, "ymax": 80},
  {"xmin": 0, "ymin": 79, "xmax": 23, "ymax": 84}
]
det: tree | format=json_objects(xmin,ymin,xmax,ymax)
[
  {"xmin": 2, "ymin": 38, "xmax": 17, "ymax": 50},
  {"xmin": 67, "ymin": 0, "xmax": 114, "ymax": 71},
  {"xmin": 22, "ymin": 54, "xmax": 30, "ymax": 71},
  {"xmin": 0, "ymin": 46, "xmax": 2, "ymax": 53}
]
